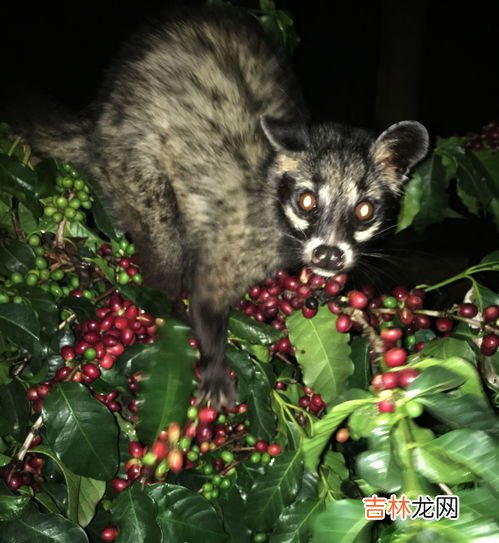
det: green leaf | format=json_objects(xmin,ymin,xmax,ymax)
[
  {"xmin": 243, "ymin": 342, "xmax": 271, "ymax": 363},
  {"xmin": 473, "ymin": 283, "xmax": 499, "ymax": 312},
  {"xmin": 348, "ymin": 403, "xmax": 379, "ymax": 439},
  {"xmin": 474, "ymin": 149, "xmax": 499, "ymax": 228},
  {"xmin": 296, "ymin": 469, "xmax": 320, "ymax": 501},
  {"xmin": 287, "ymin": 307, "xmax": 353, "ymax": 404},
  {"xmin": 0, "ymin": 380, "xmax": 30, "ymax": 439},
  {"xmin": 413, "ymin": 443, "xmax": 474, "ymax": 486},
  {"xmin": 0, "ymin": 453, "xmax": 11, "ymax": 468},
  {"xmin": 303, "ymin": 398, "xmax": 373, "ymax": 470},
  {"xmin": 397, "ymin": 170, "xmax": 423, "ymax": 232},
  {"xmin": 311, "ymin": 499, "xmax": 372, "ymax": 543},
  {"xmin": 0, "ymin": 154, "xmax": 42, "ymax": 218},
  {"xmin": 405, "ymin": 365, "xmax": 465, "ymax": 398},
  {"xmin": 0, "ymin": 480, "xmax": 30, "ymax": 521},
  {"xmin": 84, "ymin": 175, "xmax": 122, "ymax": 240},
  {"xmin": 217, "ymin": 485, "xmax": 251, "ymax": 543},
  {"xmin": 409, "ymin": 153, "xmax": 457, "ymax": 232},
  {"xmin": 0, "ymin": 239, "xmax": 36, "ymax": 275},
  {"xmin": 457, "ymin": 486, "xmax": 499, "ymax": 524},
  {"xmin": 118, "ymin": 343, "xmax": 156, "ymax": 375},
  {"xmin": 63, "ymin": 221, "xmax": 104, "ymax": 251},
  {"xmin": 137, "ymin": 319, "xmax": 196, "ymax": 443},
  {"xmin": 348, "ymin": 336, "xmax": 371, "ymax": 389},
  {"xmin": 412, "ymin": 357, "xmax": 485, "ymax": 399},
  {"xmin": 0, "ymin": 303, "xmax": 41, "ymax": 361},
  {"xmin": 421, "ymin": 429, "xmax": 499, "ymax": 493},
  {"xmin": 420, "ymin": 392, "xmax": 499, "ymax": 433},
  {"xmin": 42, "ymin": 382, "xmax": 119, "ymax": 480},
  {"xmin": 118, "ymin": 285, "xmax": 172, "ymax": 318},
  {"xmin": 481, "ymin": 250, "xmax": 499, "ymax": 265},
  {"xmin": 34, "ymin": 159, "xmax": 58, "ymax": 198},
  {"xmin": 147, "ymin": 483, "xmax": 227, "ymax": 542},
  {"xmin": 0, "ymin": 201, "xmax": 38, "ymax": 236},
  {"xmin": 245, "ymin": 449, "xmax": 304, "ymax": 531},
  {"xmin": 226, "ymin": 344, "xmax": 255, "ymax": 385},
  {"xmin": 75, "ymin": 477, "xmax": 105, "ymax": 528},
  {"xmin": 33, "ymin": 445, "xmax": 105, "ymax": 527},
  {"xmin": 456, "ymin": 151, "xmax": 499, "ymax": 225},
  {"xmin": 0, "ymin": 502, "xmax": 88, "ymax": 543},
  {"xmin": 356, "ymin": 449, "xmax": 403, "ymax": 493},
  {"xmin": 58, "ymin": 296, "xmax": 96, "ymax": 322},
  {"xmin": 15, "ymin": 286, "xmax": 58, "ymax": 336},
  {"xmin": 111, "ymin": 485, "xmax": 161, "ymax": 543},
  {"xmin": 259, "ymin": 0, "xmax": 276, "ymax": 11},
  {"xmin": 270, "ymin": 498, "xmax": 324, "ymax": 543},
  {"xmin": 258, "ymin": 15, "xmax": 283, "ymax": 47},
  {"xmin": 247, "ymin": 361, "xmax": 276, "ymax": 441},
  {"xmin": 34, "ymin": 489, "xmax": 66, "ymax": 515},
  {"xmin": 320, "ymin": 451, "xmax": 349, "ymax": 498},
  {"xmin": 418, "ymin": 337, "xmax": 476, "ymax": 364},
  {"xmin": 228, "ymin": 311, "xmax": 282, "ymax": 345}
]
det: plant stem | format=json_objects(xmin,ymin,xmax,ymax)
[
  {"xmin": 15, "ymin": 415, "xmax": 43, "ymax": 463},
  {"xmin": 349, "ymin": 308, "xmax": 386, "ymax": 372},
  {"xmin": 398, "ymin": 417, "xmax": 421, "ymax": 497},
  {"xmin": 7, "ymin": 136, "xmax": 21, "ymax": 157},
  {"xmin": 272, "ymin": 390, "xmax": 308, "ymax": 437},
  {"xmin": 417, "ymin": 261, "xmax": 499, "ymax": 292},
  {"xmin": 10, "ymin": 198, "xmax": 25, "ymax": 241},
  {"xmin": 371, "ymin": 308, "xmax": 498, "ymax": 334},
  {"xmin": 54, "ymin": 218, "xmax": 67, "ymax": 249}
]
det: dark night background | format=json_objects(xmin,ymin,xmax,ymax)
[
  {"xmin": 2, "ymin": 1, "xmax": 498, "ymax": 134},
  {"xmin": 1, "ymin": 0, "xmax": 498, "ymax": 293}
]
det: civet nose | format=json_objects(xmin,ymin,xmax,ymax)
[{"xmin": 311, "ymin": 245, "xmax": 345, "ymax": 271}]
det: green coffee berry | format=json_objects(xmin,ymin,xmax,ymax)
[
  {"xmin": 62, "ymin": 177, "xmax": 73, "ymax": 189},
  {"xmin": 51, "ymin": 269, "xmax": 64, "ymax": 281},
  {"xmin": 11, "ymin": 272, "xmax": 24, "ymax": 284},
  {"xmin": 35, "ymin": 257, "xmax": 48, "ymax": 270},
  {"xmin": 26, "ymin": 272, "xmax": 39, "ymax": 287},
  {"xmin": 28, "ymin": 234, "xmax": 41, "ymax": 247},
  {"xmin": 43, "ymin": 205, "xmax": 57, "ymax": 217},
  {"xmin": 50, "ymin": 284, "xmax": 63, "ymax": 297},
  {"xmin": 64, "ymin": 207, "xmax": 76, "ymax": 220}
]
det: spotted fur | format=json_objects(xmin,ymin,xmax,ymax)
[{"xmin": 8, "ymin": 8, "xmax": 429, "ymax": 407}]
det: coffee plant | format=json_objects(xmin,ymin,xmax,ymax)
[
  {"xmin": 1, "ymin": 113, "xmax": 498, "ymax": 542},
  {"xmin": 1, "ymin": 0, "xmax": 499, "ymax": 532}
]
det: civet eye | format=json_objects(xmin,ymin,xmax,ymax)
[
  {"xmin": 298, "ymin": 191, "xmax": 317, "ymax": 212},
  {"xmin": 355, "ymin": 201, "xmax": 374, "ymax": 222}
]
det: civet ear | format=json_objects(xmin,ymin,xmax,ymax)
[
  {"xmin": 260, "ymin": 115, "xmax": 309, "ymax": 153},
  {"xmin": 371, "ymin": 121, "xmax": 429, "ymax": 190}
]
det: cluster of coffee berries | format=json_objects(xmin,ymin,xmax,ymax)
[
  {"xmin": 297, "ymin": 386, "xmax": 328, "ymax": 416},
  {"xmin": 4, "ymin": 447, "xmax": 43, "ymax": 493},
  {"xmin": 25, "ymin": 291, "xmax": 155, "ymax": 413},
  {"xmin": 466, "ymin": 120, "xmax": 499, "ymax": 151},
  {"xmin": 62, "ymin": 292, "xmax": 155, "ymax": 371},
  {"xmin": 239, "ymin": 269, "xmax": 349, "ymax": 332},
  {"xmin": 110, "ymin": 402, "xmax": 281, "ymax": 504},
  {"xmin": 42, "ymin": 163, "xmax": 93, "ymax": 225},
  {"xmin": 457, "ymin": 303, "xmax": 499, "ymax": 356},
  {"xmin": 371, "ymin": 352, "xmax": 421, "ymax": 415},
  {"xmin": 0, "ymin": 235, "xmax": 89, "ymax": 303},
  {"xmin": 98, "ymin": 240, "xmax": 142, "ymax": 286},
  {"xmin": 334, "ymin": 286, "xmax": 499, "ymax": 413},
  {"xmin": 111, "ymin": 422, "xmax": 185, "ymax": 493}
]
